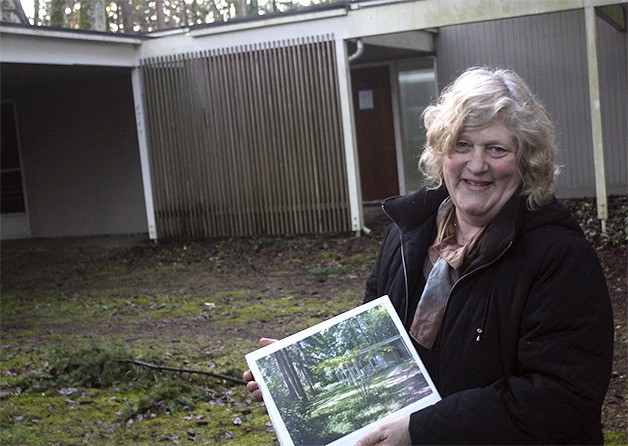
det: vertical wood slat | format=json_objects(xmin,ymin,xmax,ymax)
[{"xmin": 140, "ymin": 35, "xmax": 350, "ymax": 239}]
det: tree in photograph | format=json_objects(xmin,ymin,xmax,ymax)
[
  {"xmin": 275, "ymin": 348, "xmax": 309, "ymax": 404},
  {"xmin": 313, "ymin": 306, "xmax": 396, "ymax": 403},
  {"xmin": 291, "ymin": 341, "xmax": 321, "ymax": 395}
]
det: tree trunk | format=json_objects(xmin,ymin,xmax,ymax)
[
  {"xmin": 155, "ymin": 0, "xmax": 166, "ymax": 29},
  {"xmin": 34, "ymin": 0, "xmax": 41, "ymax": 24},
  {"xmin": 49, "ymin": 0, "xmax": 65, "ymax": 27},
  {"xmin": 178, "ymin": 0, "xmax": 188, "ymax": 27},
  {"xmin": 89, "ymin": 0, "xmax": 106, "ymax": 31},
  {"xmin": 207, "ymin": 0, "xmax": 222, "ymax": 22},
  {"xmin": 118, "ymin": 0, "xmax": 132, "ymax": 33},
  {"xmin": 274, "ymin": 352, "xmax": 299, "ymax": 400},
  {"xmin": 278, "ymin": 350, "xmax": 308, "ymax": 403},
  {"xmin": 249, "ymin": 0, "xmax": 258, "ymax": 16},
  {"xmin": 79, "ymin": 0, "xmax": 90, "ymax": 29},
  {"xmin": 233, "ymin": 0, "xmax": 246, "ymax": 18}
]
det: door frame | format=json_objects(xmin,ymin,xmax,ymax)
[{"xmin": 0, "ymin": 101, "xmax": 31, "ymax": 240}]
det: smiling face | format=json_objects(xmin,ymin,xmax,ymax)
[{"xmin": 443, "ymin": 117, "xmax": 522, "ymax": 228}]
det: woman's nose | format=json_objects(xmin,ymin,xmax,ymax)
[{"xmin": 467, "ymin": 148, "xmax": 488, "ymax": 172}]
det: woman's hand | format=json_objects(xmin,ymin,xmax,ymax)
[
  {"xmin": 354, "ymin": 416, "xmax": 411, "ymax": 446},
  {"xmin": 243, "ymin": 337, "xmax": 277, "ymax": 402}
]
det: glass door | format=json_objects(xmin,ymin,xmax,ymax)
[{"xmin": 393, "ymin": 60, "xmax": 438, "ymax": 195}]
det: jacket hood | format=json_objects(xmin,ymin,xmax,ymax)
[
  {"xmin": 519, "ymin": 196, "xmax": 583, "ymax": 236},
  {"xmin": 381, "ymin": 186, "xmax": 449, "ymax": 232}
]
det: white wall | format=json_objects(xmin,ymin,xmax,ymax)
[{"xmin": 10, "ymin": 73, "xmax": 148, "ymax": 238}]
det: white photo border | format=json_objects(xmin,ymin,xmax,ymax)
[{"xmin": 245, "ymin": 295, "xmax": 441, "ymax": 446}]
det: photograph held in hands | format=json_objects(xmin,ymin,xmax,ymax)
[{"xmin": 245, "ymin": 296, "xmax": 440, "ymax": 446}]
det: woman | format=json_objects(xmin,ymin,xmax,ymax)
[{"xmin": 246, "ymin": 67, "xmax": 614, "ymax": 444}]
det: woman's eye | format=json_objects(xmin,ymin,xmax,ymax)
[
  {"xmin": 488, "ymin": 146, "xmax": 508, "ymax": 156},
  {"xmin": 455, "ymin": 141, "xmax": 471, "ymax": 151}
]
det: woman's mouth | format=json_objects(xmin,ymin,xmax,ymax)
[{"xmin": 463, "ymin": 179, "xmax": 493, "ymax": 189}]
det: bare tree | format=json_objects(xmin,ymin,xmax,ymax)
[
  {"xmin": 232, "ymin": 0, "xmax": 246, "ymax": 18},
  {"xmin": 155, "ymin": 0, "xmax": 165, "ymax": 29}
]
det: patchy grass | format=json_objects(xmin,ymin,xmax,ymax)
[{"xmin": 1, "ymin": 234, "xmax": 372, "ymax": 444}]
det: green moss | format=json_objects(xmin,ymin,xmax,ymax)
[
  {"xmin": 309, "ymin": 265, "xmax": 349, "ymax": 278},
  {"xmin": 0, "ymin": 382, "xmax": 281, "ymax": 445},
  {"xmin": 604, "ymin": 429, "xmax": 628, "ymax": 446},
  {"xmin": 0, "ymin": 391, "xmax": 122, "ymax": 444},
  {"xmin": 343, "ymin": 252, "xmax": 377, "ymax": 265}
]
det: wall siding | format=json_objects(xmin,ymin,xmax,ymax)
[
  {"xmin": 141, "ymin": 35, "xmax": 350, "ymax": 239},
  {"xmin": 597, "ymin": 12, "xmax": 627, "ymax": 192},
  {"xmin": 435, "ymin": 10, "xmax": 626, "ymax": 198}
]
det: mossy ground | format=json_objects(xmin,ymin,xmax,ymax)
[
  {"xmin": 1, "ymin": 233, "xmax": 376, "ymax": 445},
  {"xmin": 1, "ymin": 196, "xmax": 625, "ymax": 445}
]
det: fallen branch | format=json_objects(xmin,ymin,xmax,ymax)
[{"xmin": 118, "ymin": 359, "xmax": 245, "ymax": 385}]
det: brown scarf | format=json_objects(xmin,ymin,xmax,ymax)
[
  {"xmin": 409, "ymin": 199, "xmax": 487, "ymax": 349},
  {"xmin": 429, "ymin": 199, "xmax": 487, "ymax": 270}
]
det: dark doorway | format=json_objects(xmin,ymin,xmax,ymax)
[{"xmin": 351, "ymin": 66, "xmax": 399, "ymax": 202}]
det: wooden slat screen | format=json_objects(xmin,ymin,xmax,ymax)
[{"xmin": 141, "ymin": 34, "xmax": 350, "ymax": 239}]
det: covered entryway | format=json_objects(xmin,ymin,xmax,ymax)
[{"xmin": 0, "ymin": 26, "xmax": 150, "ymax": 240}]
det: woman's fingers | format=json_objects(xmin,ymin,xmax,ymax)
[
  {"xmin": 259, "ymin": 337, "xmax": 277, "ymax": 347},
  {"xmin": 246, "ymin": 380, "xmax": 258, "ymax": 392},
  {"xmin": 243, "ymin": 369, "xmax": 254, "ymax": 382},
  {"xmin": 243, "ymin": 338, "xmax": 277, "ymax": 403}
]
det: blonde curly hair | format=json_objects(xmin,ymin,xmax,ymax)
[{"xmin": 419, "ymin": 66, "xmax": 560, "ymax": 208}]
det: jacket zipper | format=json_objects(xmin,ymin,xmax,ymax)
[
  {"xmin": 445, "ymin": 240, "xmax": 513, "ymax": 344},
  {"xmin": 381, "ymin": 204, "xmax": 412, "ymax": 326}
]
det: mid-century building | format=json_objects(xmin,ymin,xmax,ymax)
[{"xmin": 1, "ymin": 0, "xmax": 625, "ymax": 240}]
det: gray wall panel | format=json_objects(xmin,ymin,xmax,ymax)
[{"xmin": 597, "ymin": 13, "xmax": 627, "ymax": 193}]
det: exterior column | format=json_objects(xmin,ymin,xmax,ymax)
[
  {"xmin": 335, "ymin": 37, "xmax": 364, "ymax": 234},
  {"xmin": 584, "ymin": 4, "xmax": 608, "ymax": 229},
  {"xmin": 131, "ymin": 67, "xmax": 158, "ymax": 240}
]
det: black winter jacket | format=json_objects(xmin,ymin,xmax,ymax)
[{"xmin": 364, "ymin": 187, "xmax": 614, "ymax": 444}]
